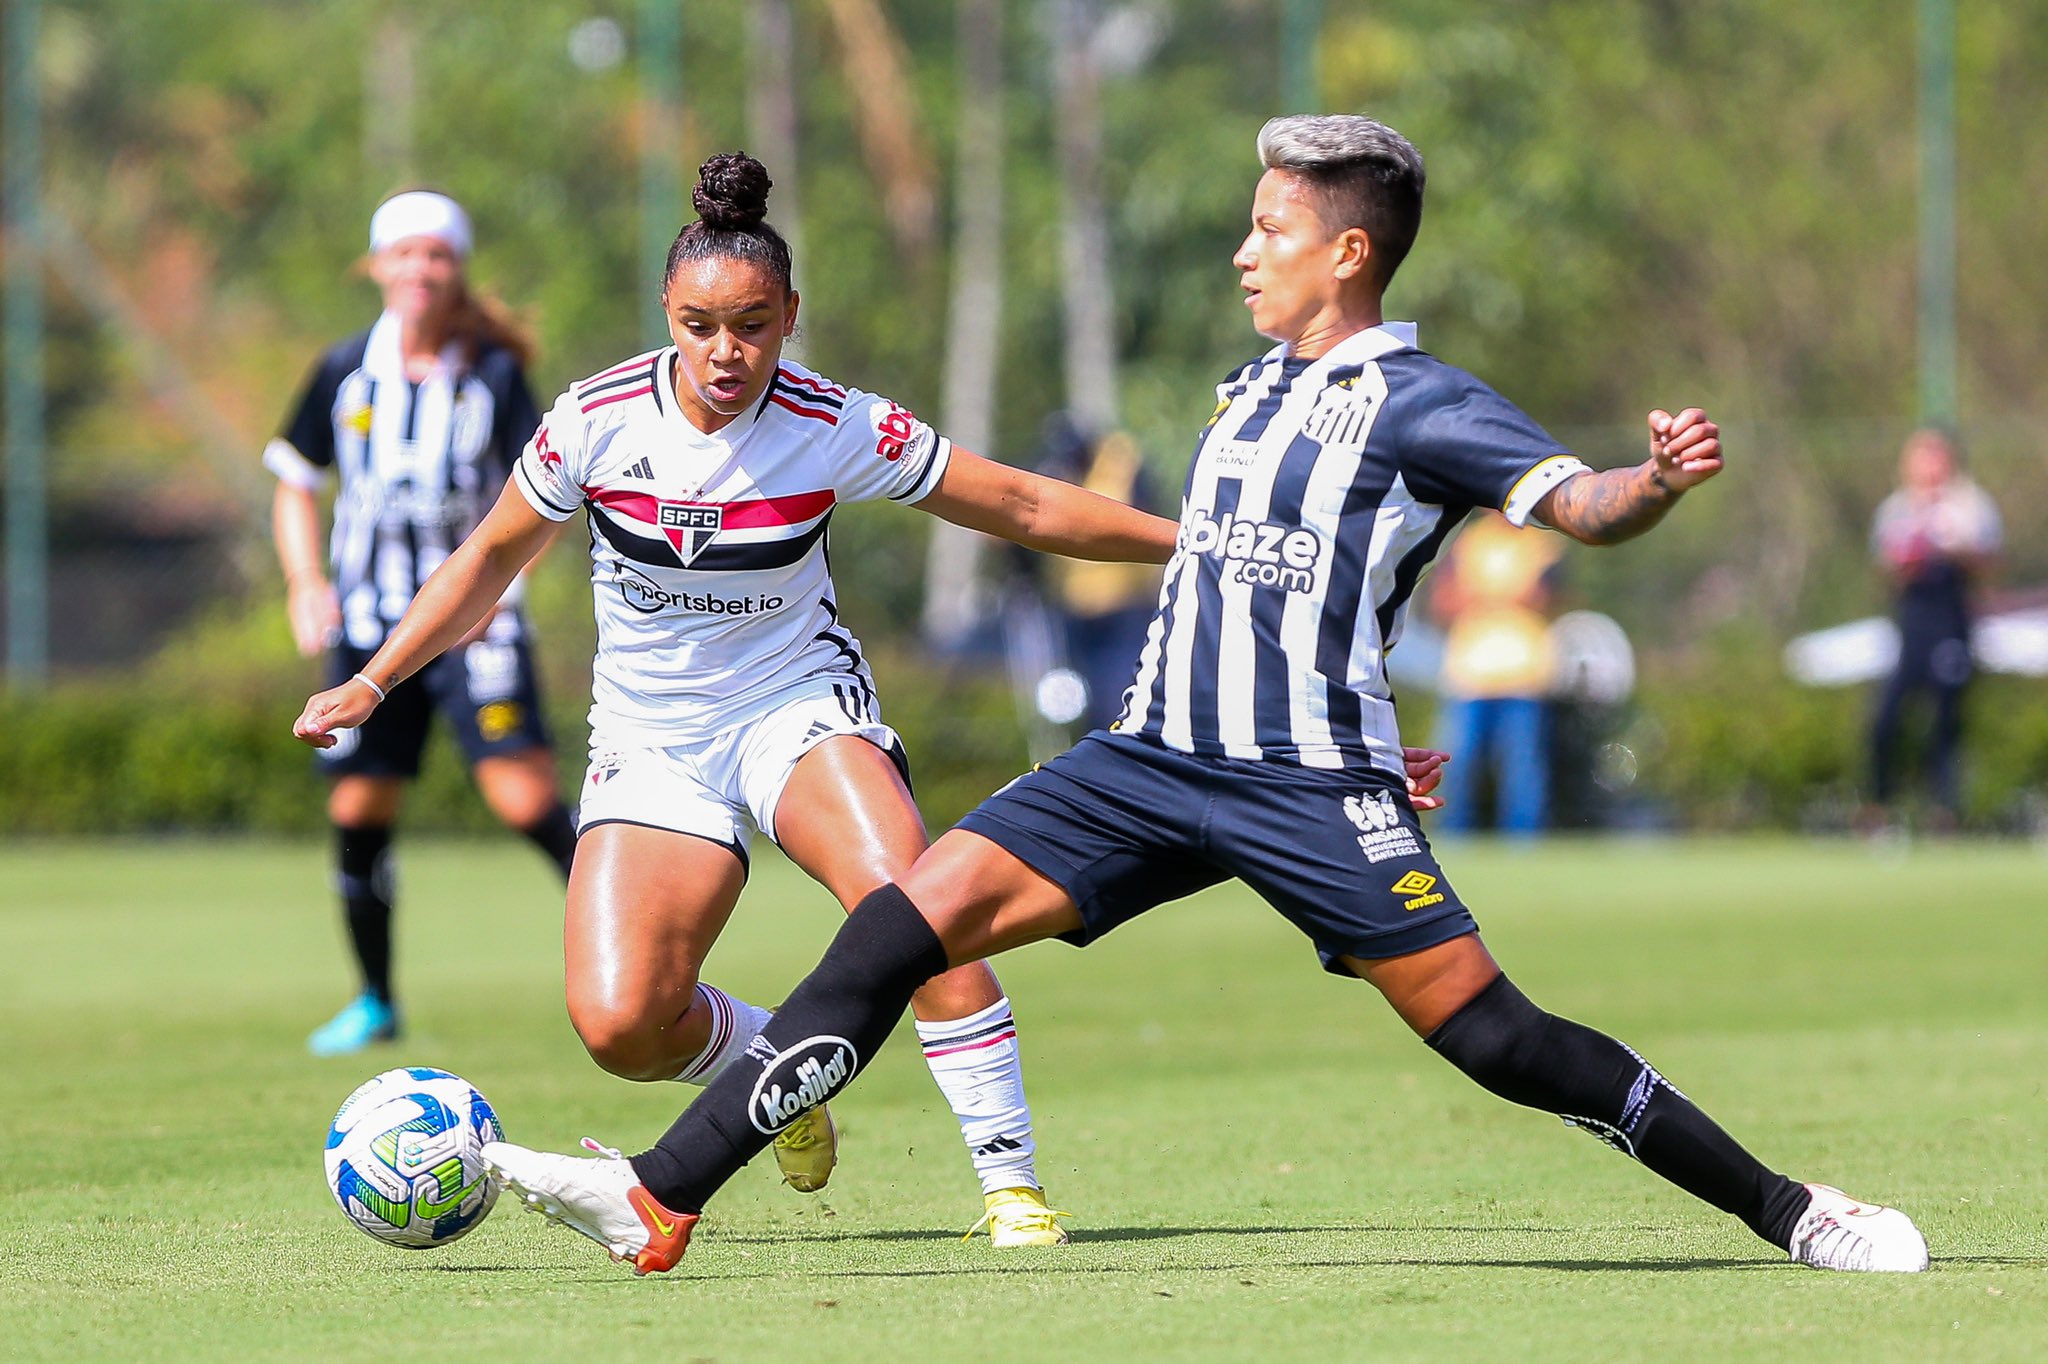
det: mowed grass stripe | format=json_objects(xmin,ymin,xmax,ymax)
[{"xmin": 1, "ymin": 838, "xmax": 2042, "ymax": 1362}]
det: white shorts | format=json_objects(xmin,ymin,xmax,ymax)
[{"xmin": 577, "ymin": 674, "xmax": 904, "ymax": 859}]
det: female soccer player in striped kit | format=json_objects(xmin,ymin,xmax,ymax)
[
  {"xmin": 270, "ymin": 190, "xmax": 578, "ymax": 1057},
  {"xmin": 476, "ymin": 119, "xmax": 1928, "ymax": 1278},
  {"xmin": 295, "ymin": 153, "xmax": 1182, "ymax": 1243}
]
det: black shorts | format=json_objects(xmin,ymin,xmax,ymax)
[
  {"xmin": 957, "ymin": 733, "xmax": 1478, "ymax": 973},
  {"xmin": 318, "ymin": 635, "xmax": 553, "ymax": 780}
]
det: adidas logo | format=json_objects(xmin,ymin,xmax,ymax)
[
  {"xmin": 972, "ymin": 1135, "xmax": 1025, "ymax": 1157},
  {"xmin": 804, "ymin": 720, "xmax": 836, "ymax": 742},
  {"xmin": 622, "ymin": 456, "xmax": 654, "ymax": 480}
]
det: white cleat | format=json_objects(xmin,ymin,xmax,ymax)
[
  {"xmin": 1788, "ymin": 1183, "xmax": 1929, "ymax": 1273},
  {"xmin": 482, "ymin": 1137, "xmax": 698, "ymax": 1275}
]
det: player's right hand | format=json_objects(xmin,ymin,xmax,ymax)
[
  {"xmin": 293, "ymin": 681, "xmax": 378, "ymax": 748},
  {"xmin": 287, "ymin": 578, "xmax": 342, "ymax": 658}
]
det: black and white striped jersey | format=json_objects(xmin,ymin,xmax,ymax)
[
  {"xmin": 1115, "ymin": 323, "xmax": 1587, "ymax": 777},
  {"xmin": 265, "ymin": 314, "xmax": 541, "ymax": 649}
]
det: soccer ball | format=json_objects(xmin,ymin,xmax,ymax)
[{"xmin": 324, "ymin": 1066, "xmax": 503, "ymax": 1249}]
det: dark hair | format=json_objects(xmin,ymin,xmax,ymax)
[
  {"xmin": 662, "ymin": 152, "xmax": 793, "ymax": 295},
  {"xmin": 1256, "ymin": 115, "xmax": 1426, "ymax": 289}
]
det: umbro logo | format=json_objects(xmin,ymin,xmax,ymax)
[{"xmin": 621, "ymin": 456, "xmax": 655, "ymax": 480}]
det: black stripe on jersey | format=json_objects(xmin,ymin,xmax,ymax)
[
  {"xmin": 589, "ymin": 505, "xmax": 833, "ymax": 572},
  {"xmin": 577, "ymin": 361, "xmax": 659, "ymax": 402},
  {"xmin": 1313, "ymin": 479, "xmax": 1392, "ymax": 763},
  {"xmin": 832, "ymin": 683, "xmax": 861, "ymax": 724},
  {"xmin": 515, "ymin": 460, "xmax": 580, "ymax": 516},
  {"xmin": 774, "ymin": 376, "xmax": 845, "ymax": 411},
  {"xmin": 886, "ymin": 435, "xmax": 944, "ymax": 502},
  {"xmin": 1247, "ymin": 430, "xmax": 1324, "ymax": 745},
  {"xmin": 1183, "ymin": 477, "xmax": 1243, "ymax": 756},
  {"xmin": 818, "ymin": 594, "xmax": 839, "ymax": 622},
  {"xmin": 1228, "ymin": 360, "xmax": 1301, "ymax": 445},
  {"xmin": 814, "ymin": 626, "xmax": 876, "ymax": 709},
  {"xmin": 1374, "ymin": 505, "xmax": 1469, "ymax": 647}
]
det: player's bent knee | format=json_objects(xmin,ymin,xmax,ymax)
[{"xmin": 568, "ymin": 992, "xmax": 701, "ymax": 1082}]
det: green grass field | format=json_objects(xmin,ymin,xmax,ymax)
[{"xmin": 3, "ymin": 837, "xmax": 2043, "ymax": 1361}]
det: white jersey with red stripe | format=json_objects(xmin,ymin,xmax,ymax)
[{"xmin": 514, "ymin": 349, "xmax": 953, "ymax": 742}]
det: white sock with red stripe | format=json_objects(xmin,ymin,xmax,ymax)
[
  {"xmin": 669, "ymin": 983, "xmax": 773, "ymax": 1086},
  {"xmin": 914, "ymin": 995, "xmax": 1039, "ymax": 1195}
]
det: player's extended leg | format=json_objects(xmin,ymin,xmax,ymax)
[
  {"xmin": 473, "ymin": 748, "xmax": 579, "ymax": 880},
  {"xmin": 310, "ymin": 774, "xmax": 406, "ymax": 1055},
  {"xmin": 485, "ymin": 831, "xmax": 1075, "ymax": 1272},
  {"xmin": 774, "ymin": 736, "xmax": 1067, "ymax": 1243},
  {"xmin": 1342, "ymin": 934, "xmax": 1928, "ymax": 1272},
  {"xmin": 563, "ymin": 822, "xmax": 754, "ymax": 1083}
]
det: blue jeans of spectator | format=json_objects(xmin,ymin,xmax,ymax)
[{"xmin": 1435, "ymin": 695, "xmax": 1550, "ymax": 836}]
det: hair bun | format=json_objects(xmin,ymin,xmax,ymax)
[{"xmin": 693, "ymin": 152, "xmax": 772, "ymax": 231}]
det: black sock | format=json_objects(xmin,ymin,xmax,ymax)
[
  {"xmin": 336, "ymin": 825, "xmax": 395, "ymax": 1005},
  {"xmin": 631, "ymin": 883, "xmax": 950, "ymax": 1211},
  {"xmin": 519, "ymin": 802, "xmax": 579, "ymax": 881},
  {"xmin": 1426, "ymin": 974, "xmax": 1812, "ymax": 1249}
]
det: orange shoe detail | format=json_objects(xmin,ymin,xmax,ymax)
[{"xmin": 626, "ymin": 1185, "xmax": 699, "ymax": 1274}]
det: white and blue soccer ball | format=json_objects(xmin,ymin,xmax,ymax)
[{"xmin": 324, "ymin": 1066, "xmax": 503, "ymax": 1249}]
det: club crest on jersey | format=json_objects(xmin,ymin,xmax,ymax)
[
  {"xmin": 1302, "ymin": 391, "xmax": 1375, "ymax": 451},
  {"xmin": 658, "ymin": 503, "xmax": 722, "ymax": 565},
  {"xmin": 1181, "ymin": 509, "xmax": 1324, "ymax": 593}
]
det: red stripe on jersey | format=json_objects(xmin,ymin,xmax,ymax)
[
  {"xmin": 776, "ymin": 367, "xmax": 847, "ymax": 400},
  {"xmin": 582, "ymin": 384, "xmax": 654, "ymax": 414},
  {"xmin": 587, "ymin": 487, "xmax": 660, "ymax": 523},
  {"xmin": 769, "ymin": 393, "xmax": 840, "ymax": 425},
  {"xmin": 577, "ymin": 354, "xmax": 660, "ymax": 392},
  {"xmin": 587, "ymin": 487, "xmax": 833, "ymax": 530},
  {"xmin": 720, "ymin": 489, "xmax": 836, "ymax": 529}
]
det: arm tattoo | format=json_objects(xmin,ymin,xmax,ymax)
[{"xmin": 1536, "ymin": 464, "xmax": 1680, "ymax": 546}]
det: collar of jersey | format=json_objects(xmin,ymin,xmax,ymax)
[
  {"xmin": 659, "ymin": 346, "xmax": 769, "ymax": 448},
  {"xmin": 1266, "ymin": 320, "xmax": 1418, "ymax": 380}
]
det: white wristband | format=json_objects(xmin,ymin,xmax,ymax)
[{"xmin": 351, "ymin": 672, "xmax": 388, "ymax": 703}]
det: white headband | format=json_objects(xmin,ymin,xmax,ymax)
[{"xmin": 368, "ymin": 191, "xmax": 473, "ymax": 258}]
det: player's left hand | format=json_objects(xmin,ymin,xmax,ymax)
[
  {"xmin": 1647, "ymin": 408, "xmax": 1723, "ymax": 493},
  {"xmin": 1403, "ymin": 746, "xmax": 1450, "ymax": 812},
  {"xmin": 293, "ymin": 680, "xmax": 380, "ymax": 749}
]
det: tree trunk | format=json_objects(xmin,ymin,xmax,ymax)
[
  {"xmin": 922, "ymin": 0, "xmax": 1005, "ymax": 649},
  {"xmin": 1050, "ymin": 0, "xmax": 1118, "ymax": 433},
  {"xmin": 746, "ymin": 0, "xmax": 804, "ymax": 279}
]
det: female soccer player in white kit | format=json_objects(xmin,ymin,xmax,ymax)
[{"xmin": 293, "ymin": 153, "xmax": 1180, "ymax": 1243}]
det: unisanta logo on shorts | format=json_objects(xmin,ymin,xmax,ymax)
[
  {"xmin": 1180, "ymin": 510, "xmax": 1323, "ymax": 592},
  {"xmin": 616, "ymin": 563, "xmax": 784, "ymax": 616},
  {"xmin": 747, "ymin": 1034, "xmax": 859, "ymax": 1135}
]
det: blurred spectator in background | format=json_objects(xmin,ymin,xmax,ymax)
[
  {"xmin": 1867, "ymin": 427, "xmax": 2001, "ymax": 830},
  {"xmin": 266, "ymin": 190, "xmax": 577, "ymax": 1055},
  {"xmin": 1033, "ymin": 416, "xmax": 1164, "ymax": 731},
  {"xmin": 1429, "ymin": 512, "xmax": 1565, "ymax": 837}
]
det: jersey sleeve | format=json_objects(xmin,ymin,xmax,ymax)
[
  {"xmin": 825, "ymin": 388, "xmax": 955, "ymax": 505},
  {"xmin": 511, "ymin": 390, "xmax": 590, "ymax": 522},
  {"xmin": 263, "ymin": 350, "xmax": 347, "ymax": 490},
  {"xmin": 1390, "ymin": 359, "xmax": 1588, "ymax": 527}
]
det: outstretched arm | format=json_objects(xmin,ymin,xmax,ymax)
[
  {"xmin": 1534, "ymin": 408, "xmax": 1723, "ymax": 546},
  {"xmin": 915, "ymin": 449, "xmax": 1178, "ymax": 563},
  {"xmin": 292, "ymin": 482, "xmax": 564, "ymax": 747}
]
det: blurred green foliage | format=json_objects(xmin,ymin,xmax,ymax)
[{"xmin": 12, "ymin": 0, "xmax": 2048, "ymax": 831}]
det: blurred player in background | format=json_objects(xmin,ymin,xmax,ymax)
[
  {"xmin": 268, "ymin": 191, "xmax": 577, "ymax": 1057},
  {"xmin": 1867, "ymin": 427, "xmax": 2001, "ymax": 831},
  {"xmin": 1428, "ymin": 512, "xmax": 1564, "ymax": 836},
  {"xmin": 485, "ymin": 116, "xmax": 1929, "ymax": 1279},
  {"xmin": 296, "ymin": 153, "xmax": 1186, "ymax": 1243}
]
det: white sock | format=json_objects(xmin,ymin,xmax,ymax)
[
  {"xmin": 914, "ymin": 995, "xmax": 1039, "ymax": 1196},
  {"xmin": 669, "ymin": 983, "xmax": 773, "ymax": 1086}
]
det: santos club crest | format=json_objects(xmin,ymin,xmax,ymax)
[{"xmin": 658, "ymin": 503, "xmax": 722, "ymax": 565}]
